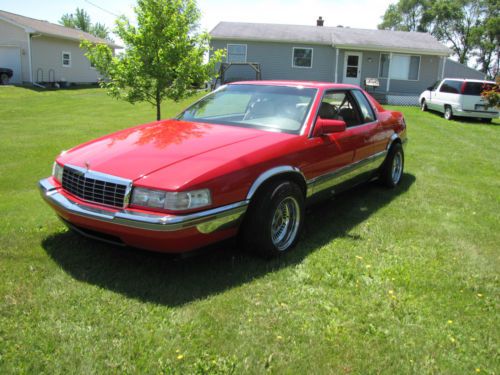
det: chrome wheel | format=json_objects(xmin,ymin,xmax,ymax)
[
  {"xmin": 271, "ymin": 196, "xmax": 300, "ymax": 251},
  {"xmin": 391, "ymin": 151, "xmax": 403, "ymax": 184},
  {"xmin": 444, "ymin": 107, "xmax": 452, "ymax": 120},
  {"xmin": 0, "ymin": 73, "xmax": 9, "ymax": 85},
  {"xmin": 421, "ymin": 100, "xmax": 427, "ymax": 111}
]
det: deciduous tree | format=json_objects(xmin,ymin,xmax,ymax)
[{"xmin": 81, "ymin": 0, "xmax": 224, "ymax": 120}]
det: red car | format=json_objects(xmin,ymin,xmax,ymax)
[{"xmin": 40, "ymin": 81, "xmax": 406, "ymax": 257}]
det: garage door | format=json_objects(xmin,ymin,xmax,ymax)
[{"xmin": 0, "ymin": 46, "xmax": 22, "ymax": 83}]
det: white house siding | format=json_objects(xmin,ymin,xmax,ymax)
[
  {"xmin": 31, "ymin": 35, "xmax": 100, "ymax": 83},
  {"xmin": 211, "ymin": 40, "xmax": 336, "ymax": 82},
  {"xmin": 0, "ymin": 19, "xmax": 30, "ymax": 82}
]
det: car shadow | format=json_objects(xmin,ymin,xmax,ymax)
[
  {"xmin": 42, "ymin": 174, "xmax": 416, "ymax": 307},
  {"xmin": 426, "ymin": 109, "xmax": 499, "ymax": 125}
]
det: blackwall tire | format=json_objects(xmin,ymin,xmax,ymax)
[{"xmin": 243, "ymin": 180, "xmax": 304, "ymax": 258}]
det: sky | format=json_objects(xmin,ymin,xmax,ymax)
[{"xmin": 0, "ymin": 0, "xmax": 397, "ymax": 40}]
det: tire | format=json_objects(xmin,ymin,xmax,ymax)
[
  {"xmin": 0, "ymin": 73, "xmax": 9, "ymax": 85},
  {"xmin": 243, "ymin": 180, "xmax": 304, "ymax": 258},
  {"xmin": 421, "ymin": 99, "xmax": 427, "ymax": 111},
  {"xmin": 444, "ymin": 106, "xmax": 453, "ymax": 120},
  {"xmin": 380, "ymin": 142, "xmax": 404, "ymax": 188},
  {"xmin": 480, "ymin": 118, "xmax": 492, "ymax": 123}
]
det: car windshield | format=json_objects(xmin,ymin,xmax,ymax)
[{"xmin": 177, "ymin": 84, "xmax": 317, "ymax": 133}]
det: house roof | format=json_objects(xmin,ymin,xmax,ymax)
[
  {"xmin": 0, "ymin": 9, "xmax": 120, "ymax": 48},
  {"xmin": 210, "ymin": 22, "xmax": 451, "ymax": 56}
]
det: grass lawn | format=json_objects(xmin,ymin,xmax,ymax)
[{"xmin": 0, "ymin": 86, "xmax": 499, "ymax": 374}]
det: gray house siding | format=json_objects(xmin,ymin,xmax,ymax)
[
  {"xmin": 444, "ymin": 59, "xmax": 486, "ymax": 80},
  {"xmin": 211, "ymin": 40, "xmax": 336, "ymax": 82}
]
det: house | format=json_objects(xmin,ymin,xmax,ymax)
[
  {"xmin": 0, "ymin": 10, "xmax": 119, "ymax": 85},
  {"xmin": 209, "ymin": 19, "xmax": 485, "ymax": 104}
]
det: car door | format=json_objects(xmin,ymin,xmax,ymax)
[
  {"xmin": 303, "ymin": 90, "xmax": 380, "ymax": 196},
  {"xmin": 434, "ymin": 79, "xmax": 461, "ymax": 112},
  {"xmin": 425, "ymin": 80, "xmax": 441, "ymax": 110}
]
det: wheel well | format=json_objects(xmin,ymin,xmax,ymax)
[
  {"xmin": 421, "ymin": 98, "xmax": 426, "ymax": 104},
  {"xmin": 249, "ymin": 172, "xmax": 307, "ymax": 202},
  {"xmin": 444, "ymin": 104, "xmax": 451, "ymax": 110}
]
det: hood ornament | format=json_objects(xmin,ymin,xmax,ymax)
[{"xmin": 85, "ymin": 161, "xmax": 90, "ymax": 171}]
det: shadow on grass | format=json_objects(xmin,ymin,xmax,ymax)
[
  {"xmin": 426, "ymin": 109, "xmax": 499, "ymax": 126},
  {"xmin": 42, "ymin": 174, "xmax": 415, "ymax": 307},
  {"xmin": 13, "ymin": 83, "xmax": 100, "ymax": 93}
]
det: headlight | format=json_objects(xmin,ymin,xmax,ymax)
[
  {"xmin": 52, "ymin": 162, "xmax": 63, "ymax": 182},
  {"xmin": 131, "ymin": 187, "xmax": 211, "ymax": 211}
]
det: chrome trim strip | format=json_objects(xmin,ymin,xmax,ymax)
[
  {"xmin": 65, "ymin": 164, "xmax": 133, "ymax": 186},
  {"xmin": 246, "ymin": 166, "xmax": 308, "ymax": 200},
  {"xmin": 306, "ymin": 150, "xmax": 387, "ymax": 197},
  {"xmin": 39, "ymin": 178, "xmax": 248, "ymax": 233}
]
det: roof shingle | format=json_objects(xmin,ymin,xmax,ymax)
[
  {"xmin": 0, "ymin": 9, "xmax": 120, "ymax": 48},
  {"xmin": 210, "ymin": 21, "xmax": 451, "ymax": 55}
]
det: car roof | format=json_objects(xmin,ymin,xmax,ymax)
[
  {"xmin": 442, "ymin": 78, "xmax": 495, "ymax": 84},
  {"xmin": 228, "ymin": 80, "xmax": 360, "ymax": 90}
]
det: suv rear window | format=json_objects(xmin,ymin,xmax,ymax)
[{"xmin": 462, "ymin": 82, "xmax": 494, "ymax": 96}]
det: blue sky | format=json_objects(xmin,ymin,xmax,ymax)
[{"xmin": 0, "ymin": 0, "xmax": 396, "ymax": 36}]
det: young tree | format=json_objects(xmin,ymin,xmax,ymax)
[
  {"xmin": 81, "ymin": 0, "xmax": 224, "ymax": 120},
  {"xmin": 59, "ymin": 7, "xmax": 112, "ymax": 41}
]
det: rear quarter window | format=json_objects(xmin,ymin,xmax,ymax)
[{"xmin": 439, "ymin": 80, "xmax": 462, "ymax": 94}]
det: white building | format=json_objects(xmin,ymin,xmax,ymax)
[{"xmin": 0, "ymin": 10, "xmax": 119, "ymax": 84}]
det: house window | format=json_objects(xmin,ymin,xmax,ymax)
[
  {"xmin": 227, "ymin": 44, "xmax": 247, "ymax": 63},
  {"xmin": 62, "ymin": 52, "xmax": 71, "ymax": 67},
  {"xmin": 292, "ymin": 47, "xmax": 313, "ymax": 68},
  {"xmin": 379, "ymin": 53, "xmax": 420, "ymax": 80}
]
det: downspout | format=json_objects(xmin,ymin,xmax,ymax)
[
  {"xmin": 387, "ymin": 52, "xmax": 392, "ymax": 93},
  {"xmin": 441, "ymin": 56, "xmax": 446, "ymax": 79},
  {"xmin": 335, "ymin": 48, "xmax": 339, "ymax": 83},
  {"xmin": 26, "ymin": 32, "xmax": 33, "ymax": 83}
]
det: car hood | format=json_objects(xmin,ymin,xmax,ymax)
[{"xmin": 58, "ymin": 119, "xmax": 280, "ymax": 181}]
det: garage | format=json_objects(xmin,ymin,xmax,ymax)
[{"xmin": 0, "ymin": 46, "xmax": 22, "ymax": 84}]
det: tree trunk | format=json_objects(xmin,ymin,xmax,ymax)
[{"xmin": 156, "ymin": 87, "xmax": 161, "ymax": 121}]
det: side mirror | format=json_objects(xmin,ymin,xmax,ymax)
[{"xmin": 313, "ymin": 117, "xmax": 346, "ymax": 137}]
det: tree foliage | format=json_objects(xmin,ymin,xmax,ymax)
[
  {"xmin": 378, "ymin": 0, "xmax": 500, "ymax": 77},
  {"xmin": 59, "ymin": 7, "xmax": 112, "ymax": 41},
  {"xmin": 81, "ymin": 0, "xmax": 224, "ymax": 120}
]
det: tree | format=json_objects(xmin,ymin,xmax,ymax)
[
  {"xmin": 59, "ymin": 7, "xmax": 111, "ymax": 41},
  {"xmin": 378, "ymin": 0, "xmax": 499, "ymax": 77},
  {"xmin": 81, "ymin": 0, "xmax": 224, "ymax": 120}
]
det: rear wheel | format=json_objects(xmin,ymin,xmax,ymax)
[
  {"xmin": 421, "ymin": 99, "xmax": 427, "ymax": 111},
  {"xmin": 444, "ymin": 106, "xmax": 453, "ymax": 120},
  {"xmin": 0, "ymin": 73, "xmax": 9, "ymax": 85},
  {"xmin": 480, "ymin": 118, "xmax": 492, "ymax": 123},
  {"xmin": 243, "ymin": 180, "xmax": 304, "ymax": 258},
  {"xmin": 380, "ymin": 143, "xmax": 404, "ymax": 188}
]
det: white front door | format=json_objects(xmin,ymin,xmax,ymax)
[
  {"xmin": 0, "ymin": 46, "xmax": 22, "ymax": 83},
  {"xmin": 343, "ymin": 51, "xmax": 362, "ymax": 86}
]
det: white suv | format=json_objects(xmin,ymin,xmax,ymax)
[{"xmin": 419, "ymin": 78, "xmax": 498, "ymax": 123}]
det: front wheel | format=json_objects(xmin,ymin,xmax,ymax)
[
  {"xmin": 444, "ymin": 106, "xmax": 453, "ymax": 120},
  {"xmin": 380, "ymin": 143, "xmax": 404, "ymax": 188},
  {"xmin": 0, "ymin": 73, "xmax": 9, "ymax": 85},
  {"xmin": 243, "ymin": 180, "xmax": 304, "ymax": 258},
  {"xmin": 421, "ymin": 99, "xmax": 428, "ymax": 111}
]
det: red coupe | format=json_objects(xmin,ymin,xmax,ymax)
[{"xmin": 40, "ymin": 81, "xmax": 407, "ymax": 257}]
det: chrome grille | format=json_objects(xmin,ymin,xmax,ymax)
[{"xmin": 62, "ymin": 166, "xmax": 128, "ymax": 208}]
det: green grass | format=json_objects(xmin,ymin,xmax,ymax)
[{"xmin": 0, "ymin": 86, "xmax": 499, "ymax": 374}]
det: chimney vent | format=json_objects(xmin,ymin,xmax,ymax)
[{"xmin": 317, "ymin": 16, "xmax": 324, "ymax": 27}]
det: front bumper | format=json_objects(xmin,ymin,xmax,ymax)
[{"xmin": 39, "ymin": 178, "xmax": 248, "ymax": 252}]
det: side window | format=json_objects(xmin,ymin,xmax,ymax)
[
  {"xmin": 439, "ymin": 80, "xmax": 462, "ymax": 94},
  {"xmin": 351, "ymin": 90, "xmax": 376, "ymax": 123},
  {"xmin": 319, "ymin": 91, "xmax": 362, "ymax": 127}
]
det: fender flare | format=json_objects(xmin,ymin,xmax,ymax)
[{"xmin": 246, "ymin": 166, "xmax": 307, "ymax": 200}]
